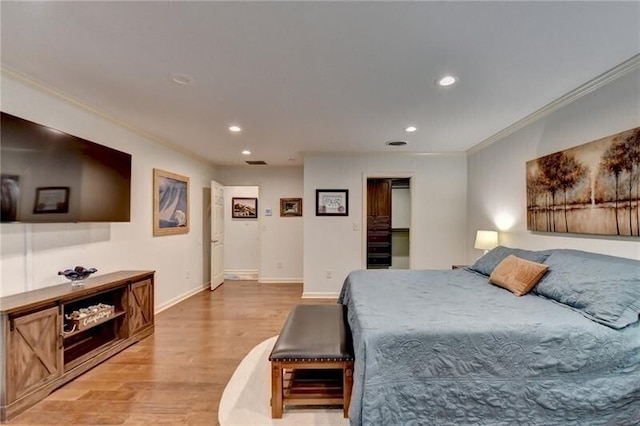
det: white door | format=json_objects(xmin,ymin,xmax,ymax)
[{"xmin": 211, "ymin": 181, "xmax": 225, "ymax": 290}]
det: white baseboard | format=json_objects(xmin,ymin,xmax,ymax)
[
  {"xmin": 155, "ymin": 283, "xmax": 210, "ymax": 314},
  {"xmin": 259, "ymin": 278, "xmax": 303, "ymax": 284},
  {"xmin": 302, "ymin": 291, "xmax": 340, "ymax": 299},
  {"xmin": 224, "ymin": 270, "xmax": 259, "ymax": 280}
]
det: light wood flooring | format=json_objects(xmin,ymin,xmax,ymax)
[{"xmin": 7, "ymin": 281, "xmax": 334, "ymax": 425}]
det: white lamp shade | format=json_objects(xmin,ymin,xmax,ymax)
[{"xmin": 474, "ymin": 230, "xmax": 498, "ymax": 251}]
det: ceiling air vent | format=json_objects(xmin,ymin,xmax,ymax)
[
  {"xmin": 386, "ymin": 141, "xmax": 408, "ymax": 147},
  {"xmin": 246, "ymin": 160, "xmax": 268, "ymax": 165}
]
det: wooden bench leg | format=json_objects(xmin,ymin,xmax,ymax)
[
  {"xmin": 271, "ymin": 362, "xmax": 283, "ymax": 418},
  {"xmin": 343, "ymin": 362, "xmax": 353, "ymax": 418}
]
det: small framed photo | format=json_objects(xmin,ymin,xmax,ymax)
[
  {"xmin": 33, "ymin": 187, "xmax": 70, "ymax": 214},
  {"xmin": 153, "ymin": 169, "xmax": 189, "ymax": 236},
  {"xmin": 232, "ymin": 197, "xmax": 258, "ymax": 219},
  {"xmin": 280, "ymin": 198, "xmax": 302, "ymax": 217},
  {"xmin": 316, "ymin": 189, "xmax": 348, "ymax": 216}
]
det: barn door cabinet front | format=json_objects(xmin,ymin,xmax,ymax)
[
  {"xmin": 6, "ymin": 306, "xmax": 62, "ymax": 404},
  {"xmin": 129, "ymin": 278, "xmax": 154, "ymax": 336}
]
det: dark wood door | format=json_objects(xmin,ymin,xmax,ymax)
[{"xmin": 367, "ymin": 179, "xmax": 392, "ymax": 268}]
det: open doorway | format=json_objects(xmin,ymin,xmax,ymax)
[
  {"xmin": 223, "ymin": 186, "xmax": 260, "ymax": 280},
  {"xmin": 366, "ymin": 177, "xmax": 411, "ymax": 269}
]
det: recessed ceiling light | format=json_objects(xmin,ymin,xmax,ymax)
[
  {"xmin": 170, "ymin": 73, "xmax": 193, "ymax": 85},
  {"xmin": 437, "ymin": 75, "xmax": 458, "ymax": 87},
  {"xmin": 386, "ymin": 141, "xmax": 408, "ymax": 147},
  {"xmin": 242, "ymin": 150, "xmax": 251, "ymax": 155},
  {"xmin": 229, "ymin": 125, "xmax": 242, "ymax": 133},
  {"xmin": 405, "ymin": 126, "xmax": 417, "ymax": 133}
]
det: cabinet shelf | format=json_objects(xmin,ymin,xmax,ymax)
[
  {"xmin": 391, "ymin": 227, "xmax": 410, "ymax": 232},
  {"xmin": 62, "ymin": 310, "xmax": 126, "ymax": 340},
  {"xmin": 64, "ymin": 325, "xmax": 124, "ymax": 371}
]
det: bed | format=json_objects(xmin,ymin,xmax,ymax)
[{"xmin": 338, "ymin": 248, "xmax": 640, "ymax": 425}]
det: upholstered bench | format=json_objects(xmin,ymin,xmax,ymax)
[{"xmin": 269, "ymin": 304, "xmax": 354, "ymax": 418}]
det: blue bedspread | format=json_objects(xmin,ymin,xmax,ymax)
[{"xmin": 338, "ymin": 269, "xmax": 640, "ymax": 425}]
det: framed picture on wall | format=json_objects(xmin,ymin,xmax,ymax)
[
  {"xmin": 526, "ymin": 126, "xmax": 640, "ymax": 236},
  {"xmin": 153, "ymin": 169, "xmax": 189, "ymax": 236},
  {"xmin": 280, "ymin": 198, "xmax": 302, "ymax": 217},
  {"xmin": 232, "ymin": 197, "xmax": 258, "ymax": 218},
  {"xmin": 33, "ymin": 187, "xmax": 70, "ymax": 214},
  {"xmin": 316, "ymin": 189, "xmax": 348, "ymax": 216}
]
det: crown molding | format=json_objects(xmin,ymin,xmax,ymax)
[
  {"xmin": 302, "ymin": 150, "xmax": 466, "ymax": 159},
  {"xmin": 0, "ymin": 65, "xmax": 216, "ymax": 168},
  {"xmin": 467, "ymin": 53, "xmax": 640, "ymax": 155}
]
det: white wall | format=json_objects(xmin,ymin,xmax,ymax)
[
  {"xmin": 467, "ymin": 68, "xmax": 640, "ymax": 262},
  {"xmin": 0, "ymin": 73, "xmax": 218, "ymax": 310},
  {"xmin": 391, "ymin": 230, "xmax": 410, "ymax": 269},
  {"xmin": 391, "ymin": 186, "xmax": 411, "ymax": 269},
  {"xmin": 392, "ymin": 187, "xmax": 411, "ymax": 229},
  {"xmin": 303, "ymin": 154, "xmax": 467, "ymax": 296},
  {"xmin": 223, "ymin": 186, "xmax": 259, "ymax": 279},
  {"xmin": 217, "ymin": 166, "xmax": 303, "ymax": 283}
]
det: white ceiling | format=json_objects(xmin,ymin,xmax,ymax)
[{"xmin": 1, "ymin": 1, "xmax": 639, "ymax": 166}]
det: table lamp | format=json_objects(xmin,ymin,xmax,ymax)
[{"xmin": 474, "ymin": 230, "xmax": 498, "ymax": 255}]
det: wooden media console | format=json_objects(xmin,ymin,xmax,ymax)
[{"xmin": 0, "ymin": 270, "xmax": 154, "ymax": 422}]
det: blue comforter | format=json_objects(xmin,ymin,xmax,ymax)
[{"xmin": 338, "ymin": 269, "xmax": 640, "ymax": 425}]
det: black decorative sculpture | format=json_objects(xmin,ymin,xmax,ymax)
[{"xmin": 58, "ymin": 266, "xmax": 97, "ymax": 286}]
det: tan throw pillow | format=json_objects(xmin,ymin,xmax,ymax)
[{"xmin": 489, "ymin": 254, "xmax": 549, "ymax": 296}]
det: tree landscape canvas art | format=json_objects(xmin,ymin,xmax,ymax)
[{"xmin": 527, "ymin": 127, "xmax": 640, "ymax": 236}]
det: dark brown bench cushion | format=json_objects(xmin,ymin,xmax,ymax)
[{"xmin": 269, "ymin": 305, "xmax": 354, "ymax": 361}]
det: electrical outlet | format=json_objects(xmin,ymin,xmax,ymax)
[
  {"xmin": 186, "ymin": 270, "xmax": 190, "ymax": 280},
  {"xmin": 326, "ymin": 270, "xmax": 333, "ymax": 279},
  {"xmin": 277, "ymin": 262, "xmax": 283, "ymax": 269},
  {"xmin": 353, "ymin": 223, "xmax": 360, "ymax": 231}
]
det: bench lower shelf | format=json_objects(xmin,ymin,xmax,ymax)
[
  {"xmin": 271, "ymin": 360, "xmax": 353, "ymax": 419},
  {"xmin": 283, "ymin": 369, "xmax": 345, "ymax": 406}
]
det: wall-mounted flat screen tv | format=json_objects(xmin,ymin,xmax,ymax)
[{"xmin": 1, "ymin": 112, "xmax": 131, "ymax": 223}]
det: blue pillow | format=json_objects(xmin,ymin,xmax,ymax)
[
  {"xmin": 468, "ymin": 246, "xmax": 550, "ymax": 276},
  {"xmin": 535, "ymin": 250, "xmax": 640, "ymax": 329}
]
